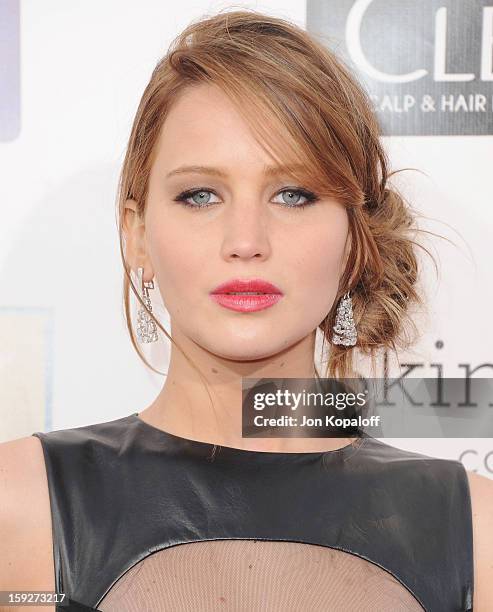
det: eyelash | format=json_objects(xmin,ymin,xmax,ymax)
[{"xmin": 173, "ymin": 187, "xmax": 320, "ymax": 211}]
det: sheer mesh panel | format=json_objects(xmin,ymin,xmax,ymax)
[{"xmin": 98, "ymin": 540, "xmax": 424, "ymax": 611}]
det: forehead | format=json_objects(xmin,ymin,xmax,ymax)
[{"xmin": 154, "ymin": 83, "xmax": 301, "ymax": 175}]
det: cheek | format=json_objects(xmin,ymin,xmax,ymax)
[
  {"xmin": 289, "ymin": 221, "xmax": 348, "ymax": 308},
  {"xmin": 145, "ymin": 216, "xmax": 206, "ymax": 314}
]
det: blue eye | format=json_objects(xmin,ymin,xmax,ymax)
[
  {"xmin": 173, "ymin": 187, "xmax": 319, "ymax": 211},
  {"xmin": 174, "ymin": 189, "xmax": 221, "ymax": 208},
  {"xmin": 272, "ymin": 188, "xmax": 319, "ymax": 208}
]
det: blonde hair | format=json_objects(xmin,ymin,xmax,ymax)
[{"xmin": 117, "ymin": 8, "xmax": 433, "ymax": 381}]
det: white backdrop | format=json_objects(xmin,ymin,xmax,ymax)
[{"xmin": 1, "ymin": 0, "xmax": 491, "ymax": 478}]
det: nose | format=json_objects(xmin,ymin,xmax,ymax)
[{"xmin": 219, "ymin": 200, "xmax": 272, "ymax": 262}]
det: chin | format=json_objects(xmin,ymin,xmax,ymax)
[{"xmin": 200, "ymin": 337, "xmax": 284, "ymax": 362}]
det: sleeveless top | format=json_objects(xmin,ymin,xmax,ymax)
[{"xmin": 31, "ymin": 412, "xmax": 474, "ymax": 612}]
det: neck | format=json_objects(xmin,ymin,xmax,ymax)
[{"xmin": 138, "ymin": 326, "xmax": 353, "ymax": 452}]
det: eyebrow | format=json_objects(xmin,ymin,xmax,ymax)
[{"xmin": 165, "ymin": 163, "xmax": 306, "ymax": 179}]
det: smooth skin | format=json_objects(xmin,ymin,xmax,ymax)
[
  {"xmin": 1, "ymin": 83, "xmax": 492, "ymax": 609},
  {"xmin": 125, "ymin": 82, "xmax": 354, "ymax": 454}
]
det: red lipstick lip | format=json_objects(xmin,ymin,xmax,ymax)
[
  {"xmin": 209, "ymin": 278, "xmax": 284, "ymax": 313},
  {"xmin": 210, "ymin": 278, "xmax": 283, "ymax": 295}
]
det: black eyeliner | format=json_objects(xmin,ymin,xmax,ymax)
[{"xmin": 173, "ymin": 186, "xmax": 320, "ymax": 209}]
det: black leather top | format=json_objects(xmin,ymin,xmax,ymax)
[{"xmin": 32, "ymin": 413, "xmax": 474, "ymax": 611}]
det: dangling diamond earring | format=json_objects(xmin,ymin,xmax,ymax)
[
  {"xmin": 331, "ymin": 291, "xmax": 357, "ymax": 346},
  {"xmin": 136, "ymin": 267, "xmax": 159, "ymax": 344}
]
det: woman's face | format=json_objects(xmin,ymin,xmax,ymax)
[{"xmin": 126, "ymin": 83, "xmax": 349, "ymax": 361}]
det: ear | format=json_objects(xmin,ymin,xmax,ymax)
[{"xmin": 123, "ymin": 199, "xmax": 154, "ymax": 281}]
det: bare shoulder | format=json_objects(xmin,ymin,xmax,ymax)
[
  {"xmin": 0, "ymin": 435, "xmax": 55, "ymax": 597},
  {"xmin": 466, "ymin": 469, "xmax": 493, "ymax": 611}
]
